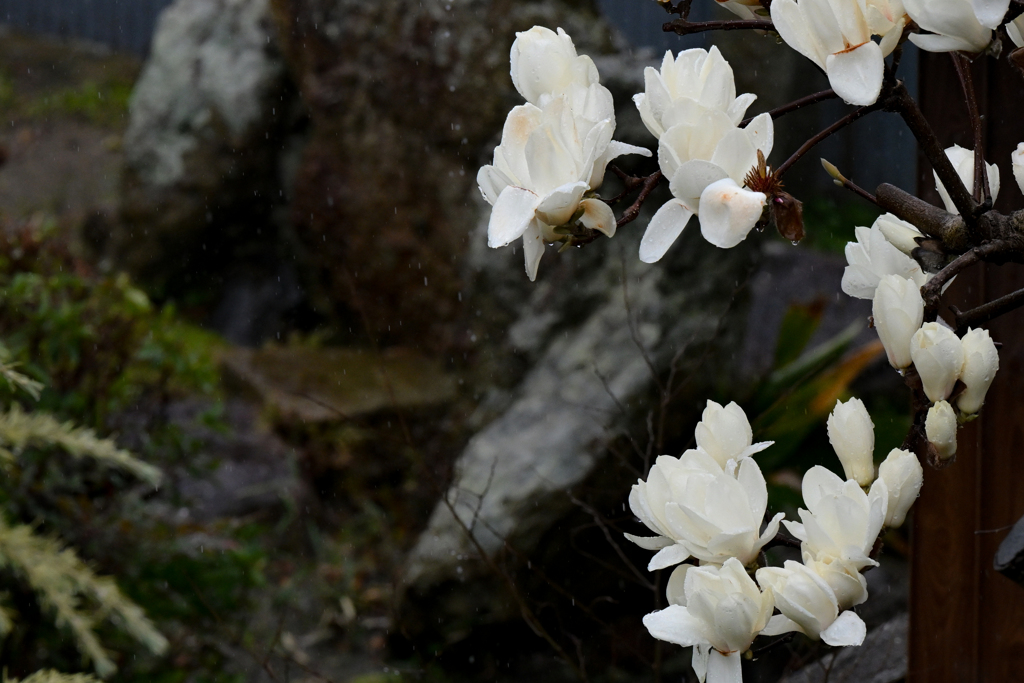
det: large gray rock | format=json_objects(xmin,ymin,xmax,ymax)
[
  {"xmin": 115, "ymin": 0, "xmax": 295, "ymax": 312},
  {"xmin": 778, "ymin": 613, "xmax": 908, "ymax": 683}
]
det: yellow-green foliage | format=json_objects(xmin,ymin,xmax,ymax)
[
  {"xmin": 0, "ymin": 349, "xmax": 43, "ymax": 401},
  {"xmin": 0, "ymin": 346, "xmax": 167, "ymax": 677},
  {"xmin": 0, "ymin": 405, "xmax": 161, "ymax": 487},
  {"xmin": 5, "ymin": 671, "xmax": 98, "ymax": 683},
  {"xmin": 0, "ymin": 519, "xmax": 168, "ymax": 677}
]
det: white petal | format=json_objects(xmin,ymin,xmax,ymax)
[
  {"xmin": 624, "ymin": 533, "xmax": 674, "ymax": 550},
  {"xmin": 820, "ymin": 610, "xmax": 867, "ymax": 646},
  {"xmin": 642, "ymin": 605, "xmax": 707, "ymax": 647},
  {"xmin": 707, "ymin": 650, "xmax": 743, "ymax": 683},
  {"xmin": 670, "ymin": 160, "xmax": 731, "ymax": 207},
  {"xmin": 826, "ymin": 41, "xmax": 884, "ymax": 107},
  {"xmin": 535, "ymin": 181, "xmax": 589, "ymax": 226},
  {"xmin": 578, "ymin": 197, "xmax": 617, "ymax": 237},
  {"xmin": 522, "ymin": 221, "xmax": 545, "ymax": 281},
  {"xmin": 744, "ymin": 113, "xmax": 774, "ymax": 159},
  {"xmin": 693, "ymin": 644, "xmax": 711, "ymax": 683},
  {"xmin": 772, "ymin": 0, "xmax": 828, "ymax": 68},
  {"xmin": 488, "ymin": 186, "xmax": 541, "ymax": 247},
  {"xmin": 640, "ymin": 199, "xmax": 694, "ymax": 263},
  {"xmin": 972, "ymin": 0, "xmax": 1011, "ymax": 29},
  {"xmin": 667, "ymin": 564, "xmax": 692, "ymax": 606},
  {"xmin": 761, "ymin": 613, "xmax": 804, "ymax": 636},
  {"xmin": 698, "ymin": 179, "xmax": 766, "ymax": 249},
  {"xmin": 909, "ymin": 32, "xmax": 981, "ymax": 54},
  {"xmin": 649, "ymin": 543, "xmax": 694, "ymax": 571},
  {"xmin": 477, "ymin": 165, "xmax": 510, "ymax": 205},
  {"xmin": 711, "ymin": 128, "xmax": 759, "ymax": 182}
]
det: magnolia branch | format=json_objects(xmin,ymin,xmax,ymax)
[
  {"xmin": 951, "ymin": 53, "xmax": 992, "ymax": 207},
  {"xmin": 663, "ymin": 18, "xmax": 774, "ymax": 36},
  {"xmin": 952, "ymin": 287, "xmax": 1024, "ymax": 333},
  {"xmin": 740, "ymin": 88, "xmax": 837, "ymax": 128}
]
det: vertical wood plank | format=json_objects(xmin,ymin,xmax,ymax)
[{"xmin": 909, "ymin": 50, "xmax": 1024, "ymax": 683}]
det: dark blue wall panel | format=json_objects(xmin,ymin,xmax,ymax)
[{"xmin": 0, "ymin": 0, "xmax": 173, "ymax": 55}]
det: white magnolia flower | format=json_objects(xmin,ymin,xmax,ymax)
[
  {"xmin": 784, "ymin": 466, "xmax": 888, "ymax": 570},
  {"xmin": 641, "ymin": 112, "xmax": 773, "ymax": 259},
  {"xmin": 771, "ymin": 0, "xmax": 907, "ymax": 105},
  {"xmin": 510, "ymin": 26, "xmax": 611, "ymax": 119},
  {"xmin": 717, "ymin": 0, "xmax": 767, "ymax": 20},
  {"xmin": 695, "ymin": 400, "xmax": 774, "ymax": 468},
  {"xmin": 877, "ymin": 448, "xmax": 923, "ymax": 527},
  {"xmin": 1012, "ymin": 143, "xmax": 1024, "ymax": 196},
  {"xmin": 827, "ymin": 398, "xmax": 876, "ymax": 486},
  {"xmin": 644, "ymin": 559, "xmax": 774, "ymax": 683},
  {"xmin": 874, "ymin": 213, "xmax": 924, "ymax": 256},
  {"xmin": 934, "ymin": 144, "xmax": 1001, "ymax": 214},
  {"xmin": 634, "ymin": 47, "xmax": 757, "ymax": 140},
  {"xmin": 757, "ymin": 561, "xmax": 867, "ymax": 646},
  {"xmin": 801, "ymin": 552, "xmax": 869, "ymax": 609},
  {"xmin": 926, "ymin": 400, "xmax": 958, "ymax": 461},
  {"xmin": 958, "ymin": 327, "xmax": 999, "ymax": 415},
  {"xmin": 842, "ymin": 222, "xmax": 927, "ymax": 300},
  {"xmin": 872, "ymin": 274, "xmax": 925, "ymax": 369},
  {"xmin": 904, "ymin": 0, "xmax": 1007, "ymax": 53},
  {"xmin": 910, "ymin": 322, "xmax": 965, "ymax": 403},
  {"xmin": 626, "ymin": 450, "xmax": 784, "ymax": 569},
  {"xmin": 1009, "ymin": 16, "xmax": 1024, "ymax": 48}
]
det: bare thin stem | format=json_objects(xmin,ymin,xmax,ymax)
[
  {"xmin": 921, "ymin": 248, "xmax": 982, "ymax": 320},
  {"xmin": 951, "ymin": 53, "xmax": 991, "ymax": 208},
  {"xmin": 952, "ymin": 287, "xmax": 1024, "ymax": 333},
  {"xmin": 740, "ymin": 88, "xmax": 838, "ymax": 128},
  {"xmin": 776, "ymin": 105, "xmax": 879, "ymax": 178},
  {"xmin": 616, "ymin": 171, "xmax": 664, "ymax": 228},
  {"xmin": 835, "ymin": 176, "xmax": 880, "ymax": 206},
  {"xmin": 889, "ymin": 82, "xmax": 978, "ymax": 224},
  {"xmin": 663, "ymin": 18, "xmax": 774, "ymax": 36}
]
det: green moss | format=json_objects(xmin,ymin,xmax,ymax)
[{"xmin": 799, "ymin": 196, "xmax": 882, "ymax": 254}]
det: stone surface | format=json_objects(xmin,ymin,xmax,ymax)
[
  {"xmin": 115, "ymin": 0, "xmax": 296, "ymax": 306},
  {"xmin": 221, "ymin": 346, "xmax": 459, "ymax": 424},
  {"xmin": 778, "ymin": 613, "xmax": 908, "ymax": 683}
]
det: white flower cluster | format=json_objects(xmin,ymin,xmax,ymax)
[
  {"xmin": 837, "ymin": 145, "xmax": 1005, "ymax": 462},
  {"xmin": 634, "ymin": 47, "xmax": 774, "ymax": 259},
  {"xmin": 477, "ymin": 27, "xmax": 650, "ymax": 281},
  {"xmin": 628, "ymin": 400, "xmax": 920, "ymax": 683}
]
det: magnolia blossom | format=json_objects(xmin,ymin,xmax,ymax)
[
  {"xmin": 634, "ymin": 47, "xmax": 757, "ymax": 141},
  {"xmin": 636, "ymin": 48, "xmax": 773, "ymax": 260},
  {"xmin": 958, "ymin": 327, "xmax": 999, "ymax": 414},
  {"xmin": 877, "ymin": 448, "xmax": 924, "ymax": 528},
  {"xmin": 644, "ymin": 559, "xmax": 774, "ymax": 683},
  {"xmin": 827, "ymin": 398, "xmax": 876, "ymax": 486},
  {"xmin": 842, "ymin": 222, "xmax": 927, "ymax": 300},
  {"xmin": 757, "ymin": 561, "xmax": 867, "ymax": 646},
  {"xmin": 1009, "ymin": 16, "xmax": 1024, "ymax": 48},
  {"xmin": 904, "ymin": 0, "xmax": 1007, "ymax": 53},
  {"xmin": 771, "ymin": 0, "xmax": 907, "ymax": 106},
  {"xmin": 1013, "ymin": 143, "xmax": 1024, "ymax": 196},
  {"xmin": 934, "ymin": 145, "xmax": 1001, "ymax": 215},
  {"xmin": 874, "ymin": 213, "xmax": 924, "ymax": 256},
  {"xmin": 784, "ymin": 466, "xmax": 888, "ymax": 570},
  {"xmin": 926, "ymin": 400, "xmax": 958, "ymax": 461},
  {"xmin": 801, "ymin": 553, "xmax": 869, "ymax": 609},
  {"xmin": 910, "ymin": 322, "xmax": 965, "ymax": 403},
  {"xmin": 478, "ymin": 28, "xmax": 650, "ymax": 280},
  {"xmin": 695, "ymin": 400, "xmax": 773, "ymax": 468},
  {"xmin": 873, "ymin": 274, "xmax": 925, "ymax": 369},
  {"xmin": 626, "ymin": 450, "xmax": 784, "ymax": 568}
]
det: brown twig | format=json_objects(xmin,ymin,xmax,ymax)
[
  {"xmin": 776, "ymin": 104, "xmax": 881, "ymax": 178},
  {"xmin": 952, "ymin": 287, "xmax": 1024, "ymax": 333},
  {"xmin": 616, "ymin": 171, "xmax": 664, "ymax": 228},
  {"xmin": 741, "ymin": 89, "xmax": 837, "ymax": 128},
  {"xmin": 950, "ymin": 53, "xmax": 991, "ymax": 208},
  {"xmin": 663, "ymin": 18, "xmax": 774, "ymax": 36}
]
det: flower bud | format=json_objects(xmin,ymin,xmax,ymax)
[
  {"xmin": 958, "ymin": 327, "xmax": 999, "ymax": 415},
  {"xmin": 910, "ymin": 323, "xmax": 965, "ymax": 403},
  {"xmin": 826, "ymin": 398, "xmax": 875, "ymax": 486},
  {"xmin": 925, "ymin": 400, "xmax": 957, "ymax": 462},
  {"xmin": 874, "ymin": 213, "xmax": 923, "ymax": 256},
  {"xmin": 872, "ymin": 274, "xmax": 924, "ymax": 369},
  {"xmin": 877, "ymin": 448, "xmax": 923, "ymax": 528},
  {"xmin": 1013, "ymin": 142, "xmax": 1024, "ymax": 198}
]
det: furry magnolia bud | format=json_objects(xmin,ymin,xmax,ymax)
[
  {"xmin": 910, "ymin": 323, "xmax": 965, "ymax": 403},
  {"xmin": 873, "ymin": 274, "xmax": 924, "ymax": 369},
  {"xmin": 926, "ymin": 400, "xmax": 958, "ymax": 462},
  {"xmin": 958, "ymin": 327, "xmax": 999, "ymax": 415},
  {"xmin": 827, "ymin": 398, "xmax": 875, "ymax": 486}
]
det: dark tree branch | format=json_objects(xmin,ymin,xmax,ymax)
[
  {"xmin": 876, "ymin": 183, "xmax": 967, "ymax": 249},
  {"xmin": 952, "ymin": 287, "xmax": 1024, "ymax": 333},
  {"xmin": 740, "ymin": 88, "xmax": 838, "ymax": 128},
  {"xmin": 776, "ymin": 104, "xmax": 881, "ymax": 178},
  {"xmin": 951, "ymin": 52, "xmax": 991, "ymax": 208},
  {"xmin": 616, "ymin": 171, "xmax": 664, "ymax": 228},
  {"xmin": 887, "ymin": 82, "xmax": 978, "ymax": 226},
  {"xmin": 663, "ymin": 18, "xmax": 774, "ymax": 36}
]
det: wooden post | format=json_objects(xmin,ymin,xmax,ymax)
[{"xmin": 908, "ymin": 51, "xmax": 1024, "ymax": 682}]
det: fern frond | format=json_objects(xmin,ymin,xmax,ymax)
[
  {"xmin": 0, "ymin": 406, "xmax": 161, "ymax": 486},
  {"xmin": 0, "ymin": 360, "xmax": 43, "ymax": 401},
  {"xmin": 4, "ymin": 671, "xmax": 98, "ymax": 683},
  {"xmin": 0, "ymin": 518, "xmax": 168, "ymax": 677}
]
